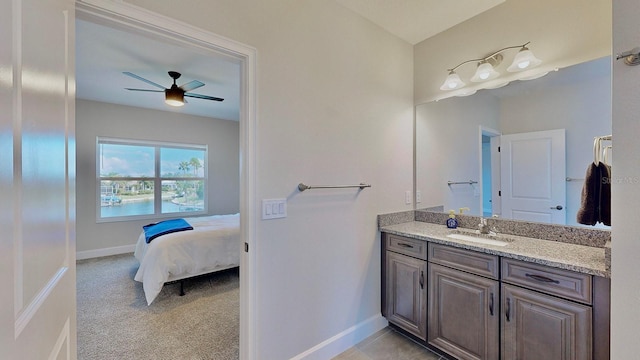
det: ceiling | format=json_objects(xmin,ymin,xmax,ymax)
[
  {"xmin": 76, "ymin": 1, "xmax": 504, "ymax": 119},
  {"xmin": 76, "ymin": 18, "xmax": 241, "ymax": 121},
  {"xmin": 334, "ymin": 0, "xmax": 504, "ymax": 44}
]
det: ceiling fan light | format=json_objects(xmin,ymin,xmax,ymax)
[
  {"xmin": 507, "ymin": 47, "xmax": 542, "ymax": 72},
  {"xmin": 165, "ymin": 99, "xmax": 184, "ymax": 107},
  {"xmin": 165, "ymin": 88, "xmax": 184, "ymax": 107},
  {"xmin": 440, "ymin": 71, "xmax": 466, "ymax": 90},
  {"xmin": 471, "ymin": 62, "xmax": 500, "ymax": 82}
]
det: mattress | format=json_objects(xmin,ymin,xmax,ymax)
[{"xmin": 134, "ymin": 213, "xmax": 240, "ymax": 305}]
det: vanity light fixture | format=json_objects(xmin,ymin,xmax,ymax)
[{"xmin": 440, "ymin": 41, "xmax": 541, "ymax": 91}]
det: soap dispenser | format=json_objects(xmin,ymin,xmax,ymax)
[{"xmin": 446, "ymin": 210, "xmax": 458, "ymax": 229}]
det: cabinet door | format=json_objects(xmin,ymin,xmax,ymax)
[
  {"xmin": 385, "ymin": 251, "xmax": 427, "ymax": 340},
  {"xmin": 428, "ymin": 263, "xmax": 499, "ymax": 360},
  {"xmin": 502, "ymin": 284, "xmax": 592, "ymax": 360}
]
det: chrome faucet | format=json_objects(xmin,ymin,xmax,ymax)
[{"xmin": 478, "ymin": 217, "xmax": 490, "ymax": 234}]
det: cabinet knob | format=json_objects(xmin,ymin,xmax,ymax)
[{"xmin": 550, "ymin": 205, "xmax": 563, "ymax": 210}]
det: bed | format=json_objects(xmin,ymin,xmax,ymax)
[{"xmin": 134, "ymin": 213, "xmax": 240, "ymax": 305}]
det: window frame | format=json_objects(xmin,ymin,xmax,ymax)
[{"xmin": 96, "ymin": 137, "xmax": 208, "ymax": 223}]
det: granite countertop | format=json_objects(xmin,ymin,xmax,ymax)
[{"xmin": 381, "ymin": 221, "xmax": 609, "ymax": 278}]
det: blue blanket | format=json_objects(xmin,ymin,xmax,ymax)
[{"xmin": 143, "ymin": 218, "xmax": 193, "ymax": 244}]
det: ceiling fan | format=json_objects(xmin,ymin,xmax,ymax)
[{"xmin": 123, "ymin": 71, "xmax": 224, "ymax": 107}]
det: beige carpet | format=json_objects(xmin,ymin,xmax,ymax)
[{"xmin": 76, "ymin": 253, "xmax": 239, "ymax": 360}]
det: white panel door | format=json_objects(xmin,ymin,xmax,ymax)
[
  {"xmin": 500, "ymin": 129, "xmax": 566, "ymax": 224},
  {"xmin": 0, "ymin": 0, "xmax": 76, "ymax": 359}
]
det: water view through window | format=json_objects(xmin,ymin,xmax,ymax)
[
  {"xmin": 100, "ymin": 199, "xmax": 192, "ymax": 217},
  {"xmin": 98, "ymin": 139, "xmax": 207, "ymax": 220}
]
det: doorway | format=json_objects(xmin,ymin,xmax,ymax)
[
  {"xmin": 479, "ymin": 127, "xmax": 500, "ymax": 217},
  {"xmin": 75, "ymin": 2, "xmax": 257, "ymax": 358}
]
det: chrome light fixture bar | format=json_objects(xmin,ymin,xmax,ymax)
[{"xmin": 440, "ymin": 42, "xmax": 541, "ymax": 91}]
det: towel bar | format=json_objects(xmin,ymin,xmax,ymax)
[
  {"xmin": 616, "ymin": 47, "xmax": 640, "ymax": 66},
  {"xmin": 298, "ymin": 183, "xmax": 371, "ymax": 192},
  {"xmin": 447, "ymin": 180, "xmax": 478, "ymax": 186}
]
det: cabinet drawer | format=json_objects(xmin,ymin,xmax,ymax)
[
  {"xmin": 502, "ymin": 258, "xmax": 592, "ymax": 305},
  {"xmin": 428, "ymin": 244, "xmax": 499, "ymax": 279},
  {"xmin": 386, "ymin": 234, "xmax": 428, "ymax": 260}
]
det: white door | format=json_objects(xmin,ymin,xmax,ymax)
[
  {"xmin": 500, "ymin": 129, "xmax": 566, "ymax": 224},
  {"xmin": 0, "ymin": 0, "xmax": 76, "ymax": 359}
]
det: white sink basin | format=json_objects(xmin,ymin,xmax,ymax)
[{"xmin": 446, "ymin": 233, "xmax": 511, "ymax": 247}]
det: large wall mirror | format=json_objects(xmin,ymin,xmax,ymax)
[
  {"xmin": 416, "ymin": 57, "xmax": 611, "ymax": 228},
  {"xmin": 414, "ymin": 0, "xmax": 612, "ymax": 228}
]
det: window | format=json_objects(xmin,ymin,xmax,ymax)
[{"xmin": 97, "ymin": 137, "xmax": 207, "ymax": 222}]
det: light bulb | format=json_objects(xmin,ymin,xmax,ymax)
[
  {"xmin": 508, "ymin": 47, "xmax": 541, "ymax": 72},
  {"xmin": 165, "ymin": 99, "xmax": 184, "ymax": 107},
  {"xmin": 471, "ymin": 62, "xmax": 499, "ymax": 83},
  {"xmin": 440, "ymin": 71, "xmax": 466, "ymax": 91}
]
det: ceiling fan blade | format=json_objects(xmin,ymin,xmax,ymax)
[
  {"xmin": 123, "ymin": 72, "xmax": 167, "ymax": 90},
  {"xmin": 179, "ymin": 80, "xmax": 205, "ymax": 92},
  {"xmin": 125, "ymin": 88, "xmax": 164, "ymax": 93},
  {"xmin": 184, "ymin": 93, "xmax": 224, "ymax": 102}
]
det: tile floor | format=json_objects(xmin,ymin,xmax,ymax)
[{"xmin": 332, "ymin": 327, "xmax": 445, "ymax": 360}]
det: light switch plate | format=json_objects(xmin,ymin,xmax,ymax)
[{"xmin": 262, "ymin": 198, "xmax": 287, "ymax": 220}]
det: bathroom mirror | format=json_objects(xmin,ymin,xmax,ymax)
[
  {"xmin": 415, "ymin": 56, "xmax": 612, "ymax": 228},
  {"xmin": 413, "ymin": 0, "xmax": 612, "ymax": 228}
]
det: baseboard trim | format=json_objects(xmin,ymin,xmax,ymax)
[
  {"xmin": 290, "ymin": 314, "xmax": 389, "ymax": 360},
  {"xmin": 76, "ymin": 244, "xmax": 136, "ymax": 260}
]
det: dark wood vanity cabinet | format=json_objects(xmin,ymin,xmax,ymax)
[
  {"xmin": 501, "ymin": 259, "xmax": 599, "ymax": 360},
  {"xmin": 428, "ymin": 244, "xmax": 500, "ymax": 360},
  {"xmin": 382, "ymin": 234, "xmax": 427, "ymax": 340},
  {"xmin": 501, "ymin": 284, "xmax": 592, "ymax": 359},
  {"xmin": 381, "ymin": 232, "xmax": 610, "ymax": 360},
  {"xmin": 428, "ymin": 263, "xmax": 499, "ymax": 359}
]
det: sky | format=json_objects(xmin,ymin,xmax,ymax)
[{"xmin": 100, "ymin": 143, "xmax": 205, "ymax": 177}]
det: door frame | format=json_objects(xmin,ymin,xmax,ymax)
[
  {"xmin": 478, "ymin": 126, "xmax": 501, "ymax": 217},
  {"xmin": 75, "ymin": 1, "xmax": 257, "ymax": 359}
]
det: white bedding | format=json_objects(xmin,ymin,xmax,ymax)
[{"xmin": 134, "ymin": 213, "xmax": 240, "ymax": 305}]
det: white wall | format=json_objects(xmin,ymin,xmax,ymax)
[
  {"xmin": 124, "ymin": 1, "xmax": 414, "ymax": 358},
  {"xmin": 76, "ymin": 99, "xmax": 239, "ymax": 255},
  {"xmin": 612, "ymin": 0, "xmax": 640, "ymax": 357},
  {"xmin": 416, "ymin": 92, "xmax": 500, "ymax": 215}
]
